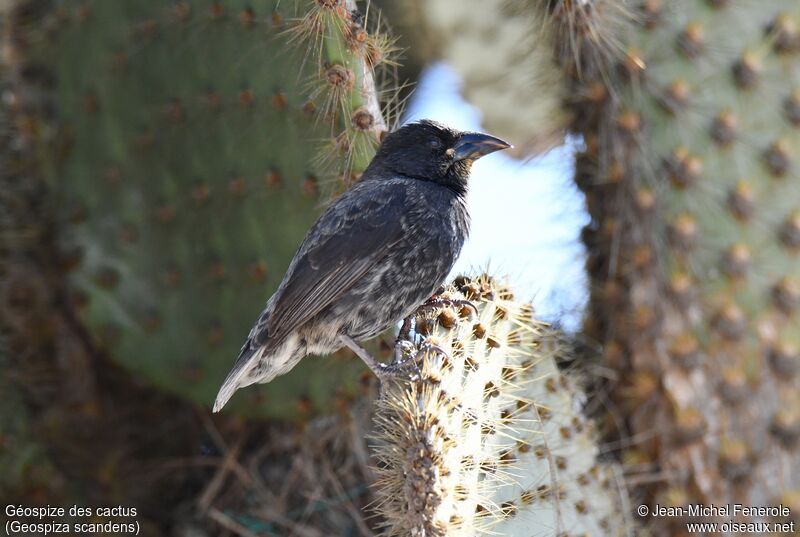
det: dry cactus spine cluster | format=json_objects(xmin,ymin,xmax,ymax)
[
  {"xmin": 555, "ymin": 0, "xmax": 800, "ymax": 525},
  {"xmin": 396, "ymin": 0, "xmax": 635, "ymax": 157},
  {"xmin": 533, "ymin": 0, "xmax": 634, "ymax": 79},
  {"xmin": 288, "ymin": 0, "xmax": 397, "ymax": 185},
  {"xmin": 404, "ymin": 0, "xmax": 568, "ymax": 156},
  {"xmin": 7, "ymin": 0, "xmax": 401, "ymax": 419},
  {"xmin": 371, "ymin": 275, "xmax": 628, "ymax": 537}
]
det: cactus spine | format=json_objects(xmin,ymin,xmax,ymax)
[
  {"xmin": 392, "ymin": 0, "xmax": 570, "ymax": 156},
  {"xmin": 371, "ymin": 276, "xmax": 627, "ymax": 536},
  {"xmin": 290, "ymin": 0, "xmax": 391, "ymax": 178}
]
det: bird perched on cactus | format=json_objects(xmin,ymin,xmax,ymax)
[{"xmin": 214, "ymin": 120, "xmax": 510, "ymax": 411}]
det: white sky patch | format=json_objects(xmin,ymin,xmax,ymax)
[{"xmin": 404, "ymin": 63, "xmax": 589, "ymax": 330}]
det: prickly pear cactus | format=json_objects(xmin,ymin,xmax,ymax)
[
  {"xmin": 394, "ymin": 0, "xmax": 569, "ymax": 156},
  {"xmin": 371, "ymin": 275, "xmax": 628, "ymax": 536},
  {"xmin": 21, "ymin": 0, "xmax": 394, "ymax": 418},
  {"xmin": 558, "ymin": 0, "xmax": 800, "ymax": 524}
]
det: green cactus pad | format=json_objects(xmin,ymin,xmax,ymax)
[{"xmin": 25, "ymin": 0, "xmax": 393, "ymax": 419}]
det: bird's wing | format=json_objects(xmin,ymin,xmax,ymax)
[{"xmin": 262, "ymin": 182, "xmax": 410, "ymax": 343}]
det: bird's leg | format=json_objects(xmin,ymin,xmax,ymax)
[
  {"xmin": 340, "ymin": 334, "xmax": 390, "ymax": 379},
  {"xmin": 341, "ymin": 334, "xmax": 422, "ymax": 382},
  {"xmin": 341, "ymin": 323, "xmax": 454, "ymax": 383},
  {"xmin": 393, "ymin": 314, "xmax": 416, "ymax": 366},
  {"xmin": 397, "ymin": 315, "xmax": 414, "ymax": 343},
  {"xmin": 386, "ymin": 295, "xmax": 472, "ymax": 375}
]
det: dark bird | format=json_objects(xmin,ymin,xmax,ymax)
[{"xmin": 213, "ymin": 120, "xmax": 510, "ymax": 412}]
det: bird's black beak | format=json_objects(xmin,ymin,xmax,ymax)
[{"xmin": 452, "ymin": 132, "xmax": 512, "ymax": 161}]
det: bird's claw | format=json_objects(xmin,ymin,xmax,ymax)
[
  {"xmin": 393, "ymin": 340, "xmax": 416, "ymax": 365},
  {"xmin": 393, "ymin": 295, "xmax": 476, "ymax": 351},
  {"xmin": 379, "ymin": 339, "xmax": 450, "ymax": 381},
  {"xmin": 413, "ymin": 341, "xmax": 449, "ymax": 365},
  {"xmin": 375, "ymin": 339, "xmax": 421, "ymax": 379},
  {"xmin": 382, "ymin": 294, "xmax": 469, "ymax": 382},
  {"xmin": 418, "ymin": 294, "xmax": 478, "ymax": 318}
]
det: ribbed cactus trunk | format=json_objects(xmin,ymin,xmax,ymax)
[{"xmin": 560, "ymin": 0, "xmax": 800, "ymax": 530}]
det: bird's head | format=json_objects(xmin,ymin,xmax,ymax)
[{"xmin": 366, "ymin": 120, "xmax": 511, "ymax": 195}]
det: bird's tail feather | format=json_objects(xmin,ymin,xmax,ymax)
[
  {"xmin": 213, "ymin": 334, "xmax": 303, "ymax": 413},
  {"xmin": 213, "ymin": 345, "xmax": 265, "ymax": 413}
]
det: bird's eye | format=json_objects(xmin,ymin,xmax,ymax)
[{"xmin": 428, "ymin": 138, "xmax": 442, "ymax": 149}]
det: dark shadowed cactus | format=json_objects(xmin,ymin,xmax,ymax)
[
  {"xmin": 0, "ymin": 352, "xmax": 61, "ymax": 501},
  {"xmin": 14, "ymin": 0, "xmax": 396, "ymax": 418}
]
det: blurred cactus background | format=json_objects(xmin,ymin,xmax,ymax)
[{"xmin": 2, "ymin": 0, "xmax": 799, "ymax": 536}]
